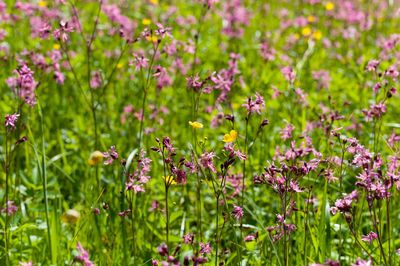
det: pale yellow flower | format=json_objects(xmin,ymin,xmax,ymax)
[
  {"xmin": 61, "ymin": 209, "xmax": 80, "ymax": 224},
  {"xmin": 189, "ymin": 121, "xmax": 204, "ymax": 129},
  {"xmin": 307, "ymin": 15, "xmax": 316, "ymax": 23},
  {"xmin": 88, "ymin": 151, "xmax": 104, "ymax": 166}
]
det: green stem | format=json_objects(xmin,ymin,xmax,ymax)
[
  {"xmin": 165, "ymin": 185, "xmax": 169, "ymax": 247},
  {"xmin": 138, "ymin": 42, "xmax": 159, "ymax": 148},
  {"xmin": 4, "ymin": 131, "xmax": 9, "ymax": 265},
  {"xmin": 39, "ymin": 103, "xmax": 52, "ymax": 261},
  {"xmin": 215, "ymin": 195, "xmax": 219, "ymax": 266}
]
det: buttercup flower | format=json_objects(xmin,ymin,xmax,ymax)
[
  {"xmin": 162, "ymin": 175, "xmax": 176, "ymax": 186},
  {"xmin": 189, "ymin": 121, "xmax": 204, "ymax": 129},
  {"xmin": 88, "ymin": 151, "xmax": 104, "ymax": 166},
  {"xmin": 223, "ymin": 130, "xmax": 238, "ymax": 142}
]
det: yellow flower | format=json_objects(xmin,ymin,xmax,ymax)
[
  {"xmin": 142, "ymin": 18, "xmax": 151, "ymax": 25},
  {"xmin": 61, "ymin": 209, "xmax": 80, "ymax": 224},
  {"xmin": 307, "ymin": 15, "xmax": 316, "ymax": 23},
  {"xmin": 117, "ymin": 62, "xmax": 124, "ymax": 69},
  {"xmin": 312, "ymin": 30, "xmax": 322, "ymax": 40},
  {"xmin": 301, "ymin": 27, "xmax": 312, "ymax": 37},
  {"xmin": 53, "ymin": 44, "xmax": 60, "ymax": 50},
  {"xmin": 38, "ymin": 1, "xmax": 47, "ymax": 7},
  {"xmin": 293, "ymin": 33, "xmax": 300, "ymax": 40},
  {"xmin": 88, "ymin": 151, "xmax": 104, "ymax": 166},
  {"xmin": 223, "ymin": 130, "xmax": 238, "ymax": 143},
  {"xmin": 189, "ymin": 121, "xmax": 203, "ymax": 129},
  {"xmin": 162, "ymin": 175, "xmax": 176, "ymax": 185},
  {"xmin": 149, "ymin": 0, "xmax": 158, "ymax": 4},
  {"xmin": 325, "ymin": 1, "xmax": 334, "ymax": 11},
  {"xmin": 146, "ymin": 35, "xmax": 158, "ymax": 43}
]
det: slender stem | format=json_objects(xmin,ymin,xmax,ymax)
[
  {"xmin": 215, "ymin": 194, "xmax": 220, "ymax": 266},
  {"xmin": 371, "ymin": 204, "xmax": 388, "ymax": 266},
  {"xmin": 130, "ymin": 193, "xmax": 136, "ymax": 258},
  {"xmin": 303, "ymin": 189, "xmax": 312, "ymax": 265},
  {"xmin": 347, "ymin": 224, "xmax": 376, "ymax": 264},
  {"xmin": 87, "ymin": 0, "xmax": 102, "ymax": 152},
  {"xmin": 138, "ymin": 42, "xmax": 159, "ymax": 148},
  {"xmin": 4, "ymin": 131, "xmax": 9, "ymax": 265},
  {"xmin": 196, "ymin": 172, "xmax": 203, "ymax": 240},
  {"xmin": 165, "ymin": 185, "xmax": 169, "ymax": 247},
  {"xmin": 241, "ymin": 115, "xmax": 250, "ymax": 208},
  {"xmin": 59, "ymin": 41, "xmax": 91, "ymax": 108},
  {"xmin": 39, "ymin": 104, "xmax": 52, "ymax": 261},
  {"xmin": 338, "ymin": 140, "xmax": 346, "ymax": 262},
  {"xmin": 386, "ymin": 197, "xmax": 391, "ymax": 265},
  {"xmin": 161, "ymin": 147, "xmax": 169, "ymax": 247}
]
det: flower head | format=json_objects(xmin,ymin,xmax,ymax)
[
  {"xmin": 5, "ymin": 113, "xmax": 20, "ymax": 130},
  {"xmin": 189, "ymin": 121, "xmax": 204, "ymax": 129},
  {"xmin": 75, "ymin": 242, "xmax": 94, "ymax": 266},
  {"xmin": 103, "ymin": 145, "xmax": 119, "ymax": 165},
  {"xmin": 232, "ymin": 205, "xmax": 244, "ymax": 220},
  {"xmin": 199, "ymin": 242, "xmax": 212, "ymax": 254},
  {"xmin": 61, "ymin": 209, "xmax": 80, "ymax": 224},
  {"xmin": 223, "ymin": 130, "xmax": 238, "ymax": 143},
  {"xmin": 361, "ymin": 231, "xmax": 378, "ymax": 244},
  {"xmin": 88, "ymin": 151, "xmax": 104, "ymax": 166},
  {"xmin": 325, "ymin": 1, "xmax": 334, "ymax": 11},
  {"xmin": 199, "ymin": 151, "xmax": 217, "ymax": 173},
  {"xmin": 162, "ymin": 175, "xmax": 176, "ymax": 186},
  {"xmin": 1, "ymin": 201, "xmax": 18, "ymax": 216}
]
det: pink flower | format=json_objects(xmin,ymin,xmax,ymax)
[
  {"xmin": 388, "ymin": 131, "xmax": 400, "ymax": 147},
  {"xmin": 244, "ymin": 233, "xmax": 256, "ymax": 242},
  {"xmin": 90, "ymin": 71, "xmax": 102, "ymax": 89},
  {"xmin": 363, "ymin": 102, "xmax": 386, "ymax": 121},
  {"xmin": 361, "ymin": 231, "xmax": 378, "ymax": 244},
  {"xmin": 280, "ymin": 124, "xmax": 294, "ymax": 140},
  {"xmin": 199, "ymin": 242, "xmax": 212, "ymax": 254},
  {"xmin": 5, "ymin": 113, "xmax": 19, "ymax": 129},
  {"xmin": 103, "ymin": 145, "xmax": 119, "ymax": 165},
  {"xmin": 232, "ymin": 205, "xmax": 244, "ymax": 220},
  {"xmin": 19, "ymin": 262, "xmax": 33, "ymax": 266},
  {"xmin": 352, "ymin": 258, "xmax": 373, "ymax": 266},
  {"xmin": 242, "ymin": 93, "xmax": 265, "ymax": 115},
  {"xmin": 385, "ymin": 65, "xmax": 399, "ymax": 81},
  {"xmin": 75, "ymin": 242, "xmax": 94, "ymax": 266},
  {"xmin": 1, "ymin": 201, "xmax": 18, "ymax": 216},
  {"xmin": 53, "ymin": 20, "xmax": 74, "ymax": 42},
  {"xmin": 155, "ymin": 23, "xmax": 172, "ymax": 39},
  {"xmin": 366, "ymin": 59, "xmax": 380, "ymax": 72},
  {"xmin": 131, "ymin": 54, "xmax": 149, "ymax": 71},
  {"xmin": 7, "ymin": 65, "xmax": 38, "ymax": 106},
  {"xmin": 183, "ymin": 233, "xmax": 194, "ymax": 244},
  {"xmin": 200, "ymin": 151, "xmax": 217, "ymax": 173},
  {"xmin": 281, "ymin": 66, "xmax": 296, "ymax": 84}
]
